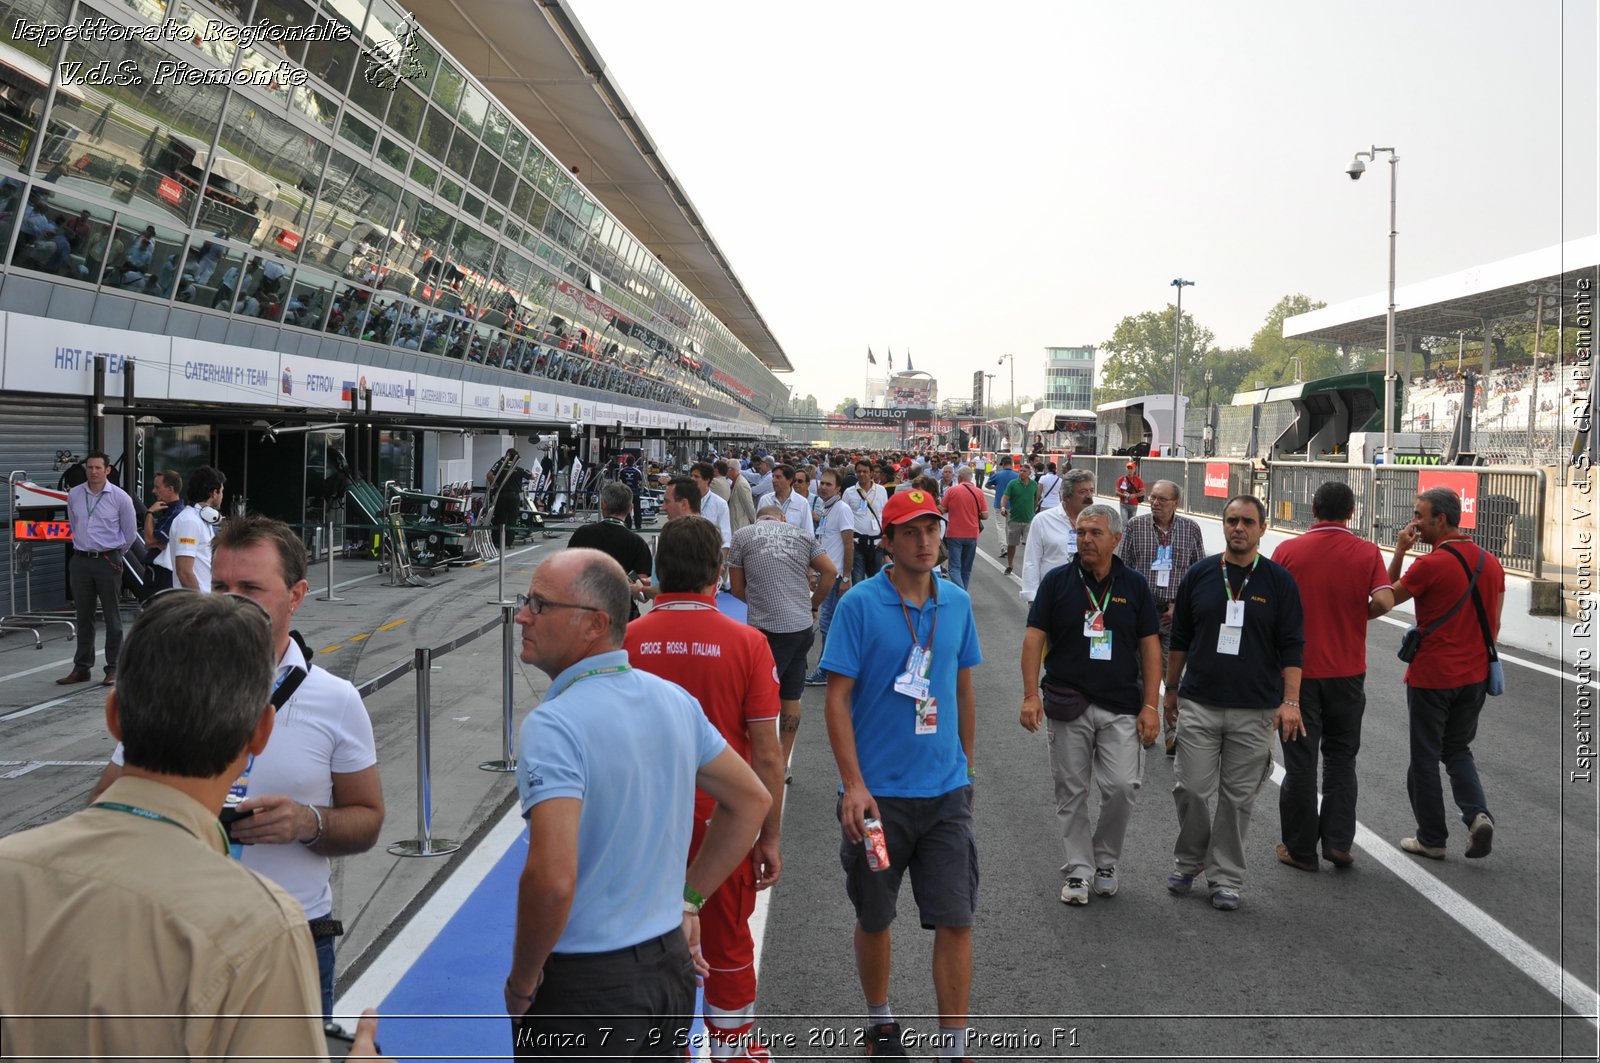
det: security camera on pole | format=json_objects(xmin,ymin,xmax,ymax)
[{"xmin": 1347, "ymin": 144, "xmax": 1399, "ymax": 465}]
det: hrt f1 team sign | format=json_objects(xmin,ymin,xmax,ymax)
[{"xmin": 1417, "ymin": 469, "xmax": 1478, "ymax": 530}]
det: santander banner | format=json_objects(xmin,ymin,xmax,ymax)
[
  {"xmin": 1203, "ymin": 463, "xmax": 1230, "ymax": 498},
  {"xmin": 1417, "ymin": 470, "xmax": 1478, "ymax": 530}
]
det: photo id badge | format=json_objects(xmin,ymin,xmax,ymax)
[
  {"xmin": 1225, "ymin": 600, "xmax": 1246, "ymax": 627},
  {"xmin": 1154, "ymin": 545, "xmax": 1173, "ymax": 570},
  {"xmin": 915, "ymin": 695, "xmax": 939, "ymax": 734},
  {"xmin": 1217, "ymin": 626, "xmax": 1243, "ymax": 656},
  {"xmin": 1083, "ymin": 609, "xmax": 1105, "ymax": 638},
  {"xmin": 1089, "ymin": 631, "xmax": 1113, "ymax": 661},
  {"xmin": 1156, "ymin": 567, "xmax": 1171, "ymax": 588}
]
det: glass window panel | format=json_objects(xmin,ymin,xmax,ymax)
[
  {"xmin": 491, "ymin": 162, "xmax": 516, "ymax": 205},
  {"xmin": 409, "ymin": 155, "xmax": 437, "ymax": 190},
  {"xmin": 175, "ymin": 1, "xmax": 238, "ymax": 67},
  {"xmin": 339, "ymin": 112, "xmax": 376, "ymax": 153},
  {"xmin": 437, "ymin": 174, "xmax": 462, "ymax": 206},
  {"xmin": 254, "ymin": 0, "xmax": 318, "ymax": 63},
  {"xmin": 469, "ymin": 148, "xmax": 495, "ymax": 194},
  {"xmin": 286, "ymin": 269, "xmax": 337, "ymax": 329},
  {"xmin": 445, "ymin": 131, "xmax": 474, "ymax": 177},
  {"xmin": 511, "ymin": 179, "xmax": 533, "ymax": 218},
  {"xmin": 306, "ymin": 8, "xmax": 362, "ymax": 95},
  {"xmin": 432, "ymin": 62, "xmax": 465, "ymax": 111},
  {"xmin": 524, "ymin": 191, "xmax": 549, "ymax": 231},
  {"xmin": 385, "ymin": 84, "xmax": 424, "ymax": 142},
  {"xmin": 520, "ymin": 145, "xmax": 549, "ymax": 189},
  {"xmin": 457, "ymin": 83, "xmax": 487, "ymax": 138},
  {"xmin": 504, "ymin": 127, "xmax": 527, "ymax": 169},
  {"xmin": 418, "ymin": 106, "xmax": 452, "ymax": 161},
  {"xmin": 102, "ymin": 217, "xmax": 187, "ymax": 299},
  {"xmin": 461, "ymin": 189, "xmax": 484, "ymax": 219},
  {"xmin": 8, "ymin": 191, "xmax": 105, "ymax": 284},
  {"xmin": 483, "ymin": 204, "xmax": 503, "ymax": 231},
  {"xmin": 377, "ymin": 136, "xmax": 408, "ymax": 172},
  {"xmin": 482, "ymin": 106, "xmax": 508, "ymax": 154},
  {"xmin": 407, "ymin": 32, "xmax": 440, "ymax": 97},
  {"xmin": 345, "ymin": 65, "xmax": 392, "ymax": 124},
  {"xmin": 290, "ymin": 84, "xmax": 338, "ymax": 130},
  {"xmin": 217, "ymin": 96, "xmax": 328, "ymax": 251}
]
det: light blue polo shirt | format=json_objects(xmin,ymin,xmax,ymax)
[
  {"xmin": 517, "ymin": 649, "xmax": 726, "ymax": 953},
  {"xmin": 819, "ymin": 568, "xmax": 983, "ymax": 798}
]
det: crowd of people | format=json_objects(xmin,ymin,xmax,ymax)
[{"xmin": 0, "ymin": 441, "xmax": 1508, "ymax": 1061}]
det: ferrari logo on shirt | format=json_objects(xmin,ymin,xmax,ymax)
[{"xmin": 908, "ymin": 491, "xmax": 926, "ymax": 503}]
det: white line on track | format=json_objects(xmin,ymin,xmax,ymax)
[
  {"xmin": 0, "ymin": 656, "xmax": 74, "ymax": 686},
  {"xmin": 0, "ymin": 688, "xmax": 98, "ymax": 723},
  {"xmin": 979, "ymin": 539, "xmax": 1595, "ymax": 1026},
  {"xmin": 334, "ymin": 803, "xmax": 528, "ymax": 1016},
  {"xmin": 1267, "ymin": 763, "xmax": 1600, "ymax": 1028}
]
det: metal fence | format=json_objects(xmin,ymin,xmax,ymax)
[
  {"xmin": 1184, "ymin": 460, "xmax": 1254, "ymax": 518},
  {"xmin": 1372, "ymin": 465, "xmax": 1545, "ymax": 577},
  {"xmin": 1267, "ymin": 462, "xmax": 1373, "ymax": 534}
]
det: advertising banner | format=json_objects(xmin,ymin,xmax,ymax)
[
  {"xmin": 168, "ymin": 337, "xmax": 278, "ymax": 405},
  {"xmin": 278, "ymin": 354, "xmax": 352, "ymax": 410},
  {"xmin": 2, "ymin": 313, "xmax": 171, "ymax": 398},
  {"xmin": 1204, "ymin": 462, "xmax": 1231, "ymax": 498},
  {"xmin": 1417, "ymin": 469, "xmax": 1478, "ymax": 529},
  {"xmin": 414, "ymin": 373, "xmax": 464, "ymax": 418}
]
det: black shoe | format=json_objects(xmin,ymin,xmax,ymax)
[
  {"xmin": 1003, "ymin": 566, "xmax": 1013, "ymax": 576},
  {"xmin": 865, "ymin": 1022, "xmax": 907, "ymax": 1057}
]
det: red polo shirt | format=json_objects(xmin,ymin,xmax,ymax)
[
  {"xmin": 1272, "ymin": 522, "xmax": 1392, "ymax": 679},
  {"xmin": 1398, "ymin": 538, "xmax": 1505, "ymax": 689},
  {"xmin": 625, "ymin": 593, "xmax": 780, "ymax": 820},
  {"xmin": 942, "ymin": 481, "xmax": 988, "ymax": 539}
]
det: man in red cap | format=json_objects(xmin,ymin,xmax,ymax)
[
  {"xmin": 1116, "ymin": 462, "xmax": 1145, "ymax": 523},
  {"xmin": 821, "ymin": 487, "xmax": 983, "ymax": 1061}
]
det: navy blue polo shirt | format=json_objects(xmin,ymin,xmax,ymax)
[
  {"xmin": 1169, "ymin": 552, "xmax": 1305, "ymax": 709},
  {"xmin": 1026, "ymin": 557, "xmax": 1160, "ymax": 715}
]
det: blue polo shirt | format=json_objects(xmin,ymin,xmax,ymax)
[
  {"xmin": 517, "ymin": 649, "xmax": 726, "ymax": 953},
  {"xmin": 987, "ymin": 468, "xmax": 1018, "ymax": 507},
  {"xmin": 819, "ymin": 568, "xmax": 983, "ymax": 798}
]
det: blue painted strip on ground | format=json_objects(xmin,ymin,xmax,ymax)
[{"xmin": 371, "ymin": 592, "xmax": 747, "ymax": 1056}]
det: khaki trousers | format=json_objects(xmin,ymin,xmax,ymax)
[
  {"xmin": 1047, "ymin": 705, "xmax": 1145, "ymax": 880},
  {"xmin": 1171, "ymin": 698, "xmax": 1275, "ymax": 892}
]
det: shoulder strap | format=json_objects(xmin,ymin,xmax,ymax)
[
  {"xmin": 1420, "ymin": 544, "xmax": 1484, "ymax": 638},
  {"xmin": 1440, "ymin": 545, "xmax": 1499, "ymax": 660}
]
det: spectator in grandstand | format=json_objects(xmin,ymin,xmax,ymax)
[
  {"xmin": 1163, "ymin": 495, "xmax": 1305, "ymax": 911},
  {"xmin": 1270, "ymin": 482, "xmax": 1395, "ymax": 870},
  {"xmin": 626, "ymin": 518, "xmax": 785, "ymax": 1060},
  {"xmin": 507, "ymin": 549, "xmax": 769, "ymax": 1055},
  {"xmin": 1117, "ymin": 479, "xmax": 1207, "ymax": 756},
  {"xmin": 819, "ymin": 487, "xmax": 982, "ymax": 1060},
  {"xmin": 1020, "ymin": 469, "xmax": 1096, "ymax": 603},
  {"xmin": 1019, "ymin": 503, "xmax": 1161, "ymax": 906},
  {"xmin": 1386, "ymin": 486, "xmax": 1504, "ymax": 861},
  {"xmin": 6, "ymin": 592, "xmax": 387, "ymax": 1059}
]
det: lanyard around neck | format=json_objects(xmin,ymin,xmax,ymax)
[
  {"xmin": 1221, "ymin": 555, "xmax": 1259, "ymax": 602},
  {"xmin": 548, "ymin": 663, "xmax": 630, "ymax": 700},
  {"xmin": 96, "ymin": 801, "xmax": 231, "ymax": 852},
  {"xmin": 894, "ymin": 581, "xmax": 937, "ymax": 653},
  {"xmin": 1078, "ymin": 563, "xmax": 1114, "ymax": 613}
]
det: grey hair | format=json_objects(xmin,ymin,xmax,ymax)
[
  {"xmin": 599, "ymin": 481, "xmax": 634, "ymax": 517},
  {"xmin": 1065, "ymin": 468, "xmax": 1096, "ymax": 491},
  {"xmin": 567, "ymin": 549, "xmax": 631, "ymax": 647},
  {"xmin": 117, "ymin": 592, "xmax": 275, "ymax": 778},
  {"xmin": 1151, "ymin": 479, "xmax": 1182, "ymax": 501},
  {"xmin": 957, "ymin": 466, "xmax": 975, "ymax": 481},
  {"xmin": 1417, "ymin": 486, "xmax": 1461, "ymax": 526},
  {"xmin": 1077, "ymin": 503, "xmax": 1123, "ymax": 534}
]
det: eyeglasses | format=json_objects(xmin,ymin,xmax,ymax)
[{"xmin": 516, "ymin": 592, "xmax": 602, "ymax": 615}]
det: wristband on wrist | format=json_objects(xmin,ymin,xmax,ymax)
[
  {"xmin": 967, "ymin": 767, "xmax": 976, "ymax": 779},
  {"xmin": 301, "ymin": 803, "xmax": 324, "ymax": 847},
  {"xmin": 683, "ymin": 901, "xmax": 702, "ymax": 915},
  {"xmin": 683, "ymin": 883, "xmax": 706, "ymax": 912},
  {"xmin": 1282, "ymin": 699, "xmax": 1300, "ymax": 708}
]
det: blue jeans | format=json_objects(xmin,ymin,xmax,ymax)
[
  {"xmin": 314, "ymin": 931, "xmax": 335, "ymax": 1020},
  {"xmin": 945, "ymin": 537, "xmax": 976, "ymax": 589},
  {"xmin": 1405, "ymin": 682, "xmax": 1490, "ymax": 847},
  {"xmin": 816, "ymin": 577, "xmax": 843, "ymax": 653}
]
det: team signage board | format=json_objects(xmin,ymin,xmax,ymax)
[
  {"xmin": 169, "ymin": 337, "xmax": 278, "ymax": 405},
  {"xmin": 277, "ymin": 354, "xmax": 351, "ymax": 410},
  {"xmin": 414, "ymin": 373, "xmax": 465, "ymax": 418},
  {"xmin": 2, "ymin": 313, "xmax": 171, "ymax": 398}
]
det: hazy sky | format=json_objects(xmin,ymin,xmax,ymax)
[{"xmin": 566, "ymin": 0, "xmax": 1597, "ymax": 408}]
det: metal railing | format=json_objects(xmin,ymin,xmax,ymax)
[
  {"xmin": 1267, "ymin": 462, "xmax": 1373, "ymax": 534},
  {"xmin": 1184, "ymin": 460, "xmax": 1253, "ymax": 519}
]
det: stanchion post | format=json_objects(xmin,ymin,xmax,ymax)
[
  {"xmin": 388, "ymin": 646, "xmax": 460, "ymax": 857},
  {"xmin": 317, "ymin": 513, "xmax": 344, "ymax": 602},
  {"xmin": 479, "ymin": 602, "xmax": 517, "ymax": 773},
  {"xmin": 489, "ymin": 521, "xmax": 513, "ymax": 605}
]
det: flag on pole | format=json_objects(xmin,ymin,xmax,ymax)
[
  {"xmin": 867, "ymin": 347, "xmax": 876, "ymax": 365},
  {"xmin": 906, "ymin": 351, "xmax": 914, "ymax": 372},
  {"xmin": 888, "ymin": 348, "xmax": 894, "ymax": 372}
]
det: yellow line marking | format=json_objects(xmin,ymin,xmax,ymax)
[
  {"xmin": 376, "ymin": 619, "xmax": 408, "ymax": 632},
  {"xmin": 349, "ymin": 633, "xmax": 370, "ymax": 642},
  {"xmin": 320, "ymin": 645, "xmax": 341, "ymax": 654}
]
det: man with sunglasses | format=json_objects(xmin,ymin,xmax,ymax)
[
  {"xmin": 91, "ymin": 516, "xmax": 384, "ymax": 1020},
  {"xmin": 1163, "ymin": 495, "xmax": 1305, "ymax": 912},
  {"xmin": 507, "ymin": 549, "xmax": 770, "ymax": 1057}
]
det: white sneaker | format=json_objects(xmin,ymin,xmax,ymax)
[
  {"xmin": 1060, "ymin": 878, "xmax": 1089, "ymax": 905},
  {"xmin": 1092, "ymin": 867, "xmax": 1119, "ymax": 897}
]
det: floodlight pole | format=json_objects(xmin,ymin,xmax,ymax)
[
  {"xmin": 1170, "ymin": 279, "xmax": 1194, "ymax": 456},
  {"xmin": 1351, "ymin": 145, "xmax": 1400, "ymax": 464}
]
